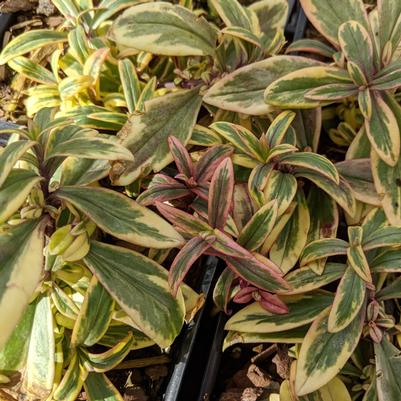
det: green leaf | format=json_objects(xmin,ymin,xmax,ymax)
[
  {"xmin": 265, "ymin": 66, "xmax": 352, "ymax": 109},
  {"xmin": 270, "ymin": 191, "xmax": 310, "ymax": 274},
  {"xmin": 249, "ymin": 0, "xmax": 288, "ymax": 46},
  {"xmin": 371, "ymin": 69, "xmax": 401, "ymax": 90},
  {"xmin": 299, "ymin": 0, "xmax": 369, "ymax": 47},
  {"xmin": 84, "ymin": 241, "xmax": 185, "ymax": 347},
  {"xmin": 0, "ymin": 30, "xmax": 68, "ymax": 65},
  {"xmin": 211, "ymin": 0, "xmax": 256, "ymax": 32},
  {"xmin": 58, "ymin": 75, "xmax": 93, "ymax": 100},
  {"xmin": 0, "ymin": 169, "xmax": 42, "ymax": 224},
  {"xmin": 211, "ymin": 121, "xmax": 265, "ymax": 162},
  {"xmin": 363, "ymin": 226, "xmax": 401, "ymax": 250},
  {"xmin": 349, "ymin": 61, "xmax": 368, "ymax": 86},
  {"xmin": 46, "ymin": 135, "xmax": 134, "ymax": 161},
  {"xmin": 336, "ymin": 159, "xmax": 380, "ymax": 206},
  {"xmin": 56, "ymin": 186, "xmax": 183, "ymax": 249},
  {"xmin": 371, "ymin": 248, "xmax": 401, "ymax": 273},
  {"xmin": 295, "ymin": 307, "xmax": 364, "ymax": 396},
  {"xmin": 263, "ymin": 169, "xmax": 297, "ymax": 217},
  {"xmin": 283, "ymin": 263, "xmax": 346, "ymax": 295},
  {"xmin": 8, "ymin": 56, "xmax": 56, "ymax": 84},
  {"xmin": 52, "ymin": 0, "xmax": 80, "ymax": 18},
  {"xmin": 266, "ymin": 111, "xmax": 296, "ymax": 147},
  {"xmin": 99, "ymin": 325, "xmax": 153, "ymax": 350},
  {"xmin": 371, "ymin": 148, "xmax": 401, "ymax": 225},
  {"xmin": 374, "ymin": 336, "xmax": 401, "ymax": 401},
  {"xmin": 26, "ymin": 85, "xmax": 61, "ymax": 117},
  {"xmin": 71, "ymin": 276, "xmax": 115, "ymax": 347},
  {"xmin": 222, "ymin": 26, "xmax": 262, "ymax": 48},
  {"xmin": 84, "ymin": 373, "xmax": 124, "ymax": 401},
  {"xmin": 281, "ymin": 377, "xmax": 352, "ymax": 401},
  {"xmin": 111, "ymin": 88, "xmax": 202, "ymax": 185},
  {"xmin": 305, "ymin": 83, "xmax": 358, "ymax": 101},
  {"xmin": 223, "ymin": 326, "xmax": 308, "ymax": 351},
  {"xmin": 203, "ymin": 56, "xmax": 321, "ymax": 115},
  {"xmin": 110, "ymin": 2, "xmax": 217, "ymax": 56},
  {"xmin": 213, "ymin": 267, "xmax": 235, "ymax": 313},
  {"xmin": 328, "ymin": 266, "xmax": 366, "ymax": 333},
  {"xmin": 300, "ymin": 238, "xmax": 348, "ymax": 266},
  {"xmin": 365, "ymin": 93, "xmax": 400, "ymax": 167},
  {"xmin": 54, "ymin": 352, "xmax": 87, "ymax": 401},
  {"xmin": 0, "ymin": 302, "xmax": 35, "ymax": 371},
  {"xmin": 295, "ymin": 171, "xmax": 357, "ymax": 216},
  {"xmin": 280, "ymin": 152, "xmax": 339, "ymax": 184},
  {"xmin": 225, "ymin": 292, "xmax": 333, "ymax": 333},
  {"xmin": 136, "ymin": 76, "xmax": 157, "ymax": 112},
  {"xmin": 60, "ymin": 158, "xmax": 110, "ymax": 186},
  {"xmin": 306, "ymin": 186, "xmax": 339, "ymax": 274},
  {"xmin": 118, "ymin": 59, "xmax": 141, "ymax": 113},
  {"xmin": 286, "ymin": 39, "xmax": 335, "ymax": 58},
  {"xmin": 377, "ymin": 276, "xmax": 401, "ymax": 301},
  {"xmin": 347, "ymin": 244, "xmax": 372, "ymax": 283},
  {"xmin": 378, "ymin": 0, "xmax": 401, "ymax": 61},
  {"xmin": 21, "ymin": 295, "xmax": 54, "ymax": 400},
  {"xmin": 83, "ymin": 333, "xmax": 133, "ymax": 372},
  {"xmin": 238, "ymin": 200, "xmax": 278, "ymax": 251},
  {"xmin": 0, "ymin": 140, "xmax": 35, "ymax": 187},
  {"xmin": 338, "ymin": 21, "xmax": 374, "ymax": 78},
  {"xmin": 0, "ymin": 219, "xmax": 45, "ymax": 351},
  {"xmin": 92, "ymin": 0, "xmax": 145, "ymax": 30},
  {"xmin": 248, "ymin": 163, "xmax": 272, "ymax": 207}
]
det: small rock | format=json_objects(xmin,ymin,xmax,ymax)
[
  {"xmin": 37, "ymin": 0, "xmax": 56, "ymax": 16},
  {"xmin": 46, "ymin": 16, "xmax": 64, "ymax": 27},
  {"xmin": 0, "ymin": 0, "xmax": 36, "ymax": 13}
]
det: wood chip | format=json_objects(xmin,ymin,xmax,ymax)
[
  {"xmin": 241, "ymin": 387, "xmax": 263, "ymax": 401},
  {"xmin": 272, "ymin": 347, "xmax": 291, "ymax": 380},
  {"xmin": 246, "ymin": 365, "xmax": 272, "ymax": 388}
]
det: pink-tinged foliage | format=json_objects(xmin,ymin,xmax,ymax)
[
  {"xmin": 208, "ymin": 157, "xmax": 234, "ymax": 230},
  {"xmin": 155, "ymin": 202, "xmax": 210, "ymax": 236},
  {"xmin": 169, "ymin": 236, "xmax": 210, "ymax": 296},
  {"xmin": 168, "ymin": 136, "xmax": 194, "ymax": 178},
  {"xmin": 137, "ymin": 174, "xmax": 189, "ymax": 205},
  {"xmin": 224, "ymin": 254, "xmax": 290, "ymax": 293},
  {"xmin": 233, "ymin": 284, "xmax": 289, "ymax": 314},
  {"xmin": 210, "ymin": 229, "xmax": 251, "ymax": 258},
  {"xmin": 194, "ymin": 145, "xmax": 234, "ymax": 182}
]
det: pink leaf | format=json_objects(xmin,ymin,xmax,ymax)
[{"xmin": 208, "ymin": 157, "xmax": 234, "ymax": 229}]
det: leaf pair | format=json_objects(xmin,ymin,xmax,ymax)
[{"xmin": 137, "ymin": 136, "xmax": 233, "ymax": 206}]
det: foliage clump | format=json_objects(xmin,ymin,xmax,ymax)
[{"xmin": 1, "ymin": 0, "xmax": 401, "ymax": 400}]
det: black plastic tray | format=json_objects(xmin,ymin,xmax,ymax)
[
  {"xmin": 164, "ymin": 256, "xmax": 220, "ymax": 401},
  {"xmin": 285, "ymin": 0, "xmax": 307, "ymax": 41},
  {"xmin": 0, "ymin": 13, "xmax": 13, "ymax": 45}
]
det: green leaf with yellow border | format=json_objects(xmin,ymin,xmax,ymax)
[
  {"xmin": 84, "ymin": 241, "xmax": 185, "ymax": 348},
  {"xmin": 56, "ymin": 186, "xmax": 183, "ymax": 249}
]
